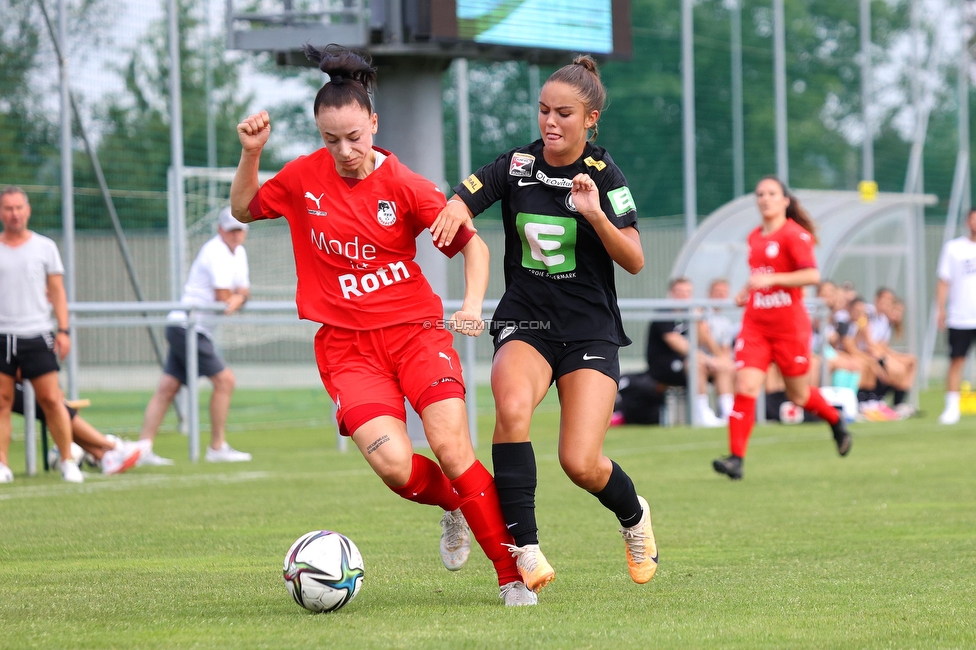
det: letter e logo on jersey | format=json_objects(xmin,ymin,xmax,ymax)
[
  {"xmin": 509, "ymin": 153, "xmax": 535, "ymax": 177},
  {"xmin": 607, "ymin": 186, "xmax": 636, "ymax": 216},
  {"xmin": 377, "ymin": 200, "xmax": 397, "ymax": 226},
  {"xmin": 765, "ymin": 241, "xmax": 780, "ymax": 259},
  {"xmin": 516, "ymin": 213, "xmax": 577, "ymax": 274}
]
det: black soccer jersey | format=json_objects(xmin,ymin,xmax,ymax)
[{"xmin": 453, "ymin": 140, "xmax": 638, "ymax": 345}]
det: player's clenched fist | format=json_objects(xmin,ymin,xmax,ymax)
[{"xmin": 237, "ymin": 111, "xmax": 271, "ymax": 151}]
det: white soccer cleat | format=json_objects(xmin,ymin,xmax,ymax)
[
  {"xmin": 439, "ymin": 509, "xmax": 471, "ymax": 571},
  {"xmin": 101, "ymin": 443, "xmax": 142, "ymax": 475},
  {"xmin": 60, "ymin": 459, "xmax": 84, "ymax": 483},
  {"xmin": 938, "ymin": 407, "xmax": 960, "ymax": 425},
  {"xmin": 205, "ymin": 442, "xmax": 252, "ymax": 463},
  {"xmin": 499, "ymin": 581, "xmax": 538, "ymax": 607},
  {"xmin": 0, "ymin": 462, "xmax": 13, "ymax": 483},
  {"xmin": 620, "ymin": 495, "xmax": 658, "ymax": 584},
  {"xmin": 137, "ymin": 447, "xmax": 175, "ymax": 466}
]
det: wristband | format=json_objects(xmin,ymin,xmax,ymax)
[{"xmin": 58, "ymin": 328, "xmax": 70, "ymax": 335}]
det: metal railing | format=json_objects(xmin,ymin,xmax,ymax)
[{"xmin": 22, "ymin": 297, "xmax": 827, "ymax": 474}]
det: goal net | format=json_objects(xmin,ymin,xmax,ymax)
[{"xmin": 178, "ymin": 167, "xmax": 319, "ymax": 362}]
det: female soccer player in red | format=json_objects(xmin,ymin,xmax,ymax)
[
  {"xmin": 431, "ymin": 55, "xmax": 657, "ymax": 594},
  {"xmin": 228, "ymin": 44, "xmax": 533, "ymax": 606},
  {"xmin": 712, "ymin": 176, "xmax": 852, "ymax": 480}
]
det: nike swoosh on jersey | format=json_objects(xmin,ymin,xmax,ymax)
[
  {"xmin": 517, "ymin": 179, "xmax": 540, "ymax": 186},
  {"xmin": 582, "ymin": 354, "xmax": 606, "ymax": 361}
]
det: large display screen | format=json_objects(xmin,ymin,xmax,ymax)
[{"xmin": 456, "ymin": 1, "xmax": 613, "ymax": 54}]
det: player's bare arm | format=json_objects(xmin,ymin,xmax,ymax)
[
  {"xmin": 430, "ymin": 196, "xmax": 477, "ymax": 248},
  {"xmin": 448, "ymin": 233, "xmax": 489, "ymax": 337},
  {"xmin": 746, "ymin": 267, "xmax": 820, "ymax": 291},
  {"xmin": 230, "ymin": 110, "xmax": 271, "ymax": 223},
  {"xmin": 571, "ymin": 174, "xmax": 643, "ymax": 274},
  {"xmin": 47, "ymin": 272, "xmax": 70, "ymax": 360}
]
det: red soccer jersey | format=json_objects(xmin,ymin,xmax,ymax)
[
  {"xmin": 248, "ymin": 147, "xmax": 472, "ymax": 329},
  {"xmin": 742, "ymin": 218, "xmax": 817, "ymax": 336}
]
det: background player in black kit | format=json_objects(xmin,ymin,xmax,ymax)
[{"xmin": 432, "ymin": 55, "xmax": 658, "ymax": 594}]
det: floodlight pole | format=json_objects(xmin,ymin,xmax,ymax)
[
  {"xmin": 58, "ymin": 0, "xmax": 78, "ymax": 400},
  {"xmin": 860, "ymin": 0, "xmax": 874, "ymax": 182},
  {"xmin": 730, "ymin": 0, "xmax": 745, "ymax": 198},
  {"xmin": 773, "ymin": 0, "xmax": 788, "ymax": 185},
  {"xmin": 682, "ymin": 0, "xmax": 698, "ymax": 240}
]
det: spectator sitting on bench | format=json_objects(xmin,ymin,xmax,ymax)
[
  {"xmin": 646, "ymin": 277, "xmax": 735, "ymax": 426},
  {"xmin": 12, "ymin": 379, "xmax": 144, "ymax": 475}
]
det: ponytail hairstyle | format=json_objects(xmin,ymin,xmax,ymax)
[
  {"xmin": 545, "ymin": 54, "xmax": 606, "ymax": 142},
  {"xmin": 759, "ymin": 175, "xmax": 818, "ymax": 243},
  {"xmin": 302, "ymin": 43, "xmax": 377, "ymax": 116}
]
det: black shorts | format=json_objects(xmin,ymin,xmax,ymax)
[
  {"xmin": 163, "ymin": 326, "xmax": 227, "ymax": 384},
  {"xmin": 648, "ymin": 357, "xmax": 687, "ymax": 387},
  {"xmin": 0, "ymin": 333, "xmax": 60, "ymax": 380},
  {"xmin": 948, "ymin": 328, "xmax": 976, "ymax": 359},
  {"xmin": 493, "ymin": 327, "xmax": 620, "ymax": 384},
  {"xmin": 12, "ymin": 382, "xmax": 77, "ymax": 423}
]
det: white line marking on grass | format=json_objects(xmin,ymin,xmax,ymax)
[{"xmin": 0, "ymin": 471, "xmax": 270, "ymax": 500}]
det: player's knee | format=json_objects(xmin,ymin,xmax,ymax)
[
  {"xmin": 374, "ymin": 454, "xmax": 413, "ymax": 487},
  {"xmin": 429, "ymin": 441, "xmax": 472, "ymax": 477},
  {"xmin": 212, "ymin": 369, "xmax": 235, "ymax": 392},
  {"xmin": 494, "ymin": 395, "xmax": 534, "ymax": 435},
  {"xmin": 558, "ymin": 454, "xmax": 602, "ymax": 489}
]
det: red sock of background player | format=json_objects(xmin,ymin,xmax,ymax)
[
  {"xmin": 801, "ymin": 386, "xmax": 840, "ymax": 425},
  {"xmin": 729, "ymin": 394, "xmax": 756, "ymax": 458},
  {"xmin": 451, "ymin": 461, "xmax": 521, "ymax": 586},
  {"xmin": 389, "ymin": 454, "xmax": 462, "ymax": 512}
]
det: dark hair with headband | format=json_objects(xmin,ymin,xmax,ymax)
[
  {"xmin": 758, "ymin": 175, "xmax": 818, "ymax": 243},
  {"xmin": 302, "ymin": 43, "xmax": 377, "ymax": 116},
  {"xmin": 545, "ymin": 54, "xmax": 606, "ymax": 142}
]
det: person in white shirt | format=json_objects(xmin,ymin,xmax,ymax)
[
  {"xmin": 936, "ymin": 209, "xmax": 976, "ymax": 424},
  {"xmin": 138, "ymin": 208, "xmax": 252, "ymax": 463},
  {"xmin": 0, "ymin": 187, "xmax": 83, "ymax": 483}
]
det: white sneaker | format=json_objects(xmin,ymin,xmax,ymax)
[
  {"xmin": 205, "ymin": 442, "xmax": 252, "ymax": 463},
  {"xmin": 938, "ymin": 407, "xmax": 960, "ymax": 425},
  {"xmin": 697, "ymin": 407, "xmax": 724, "ymax": 428},
  {"xmin": 101, "ymin": 443, "xmax": 142, "ymax": 475},
  {"xmin": 60, "ymin": 459, "xmax": 84, "ymax": 483},
  {"xmin": 0, "ymin": 462, "xmax": 13, "ymax": 483},
  {"xmin": 137, "ymin": 448, "xmax": 175, "ymax": 466},
  {"xmin": 499, "ymin": 581, "xmax": 538, "ymax": 607},
  {"xmin": 439, "ymin": 509, "xmax": 471, "ymax": 571}
]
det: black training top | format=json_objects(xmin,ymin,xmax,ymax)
[
  {"xmin": 646, "ymin": 320, "xmax": 687, "ymax": 371},
  {"xmin": 453, "ymin": 140, "xmax": 638, "ymax": 346}
]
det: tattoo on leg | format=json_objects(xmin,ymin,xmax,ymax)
[{"xmin": 366, "ymin": 435, "xmax": 390, "ymax": 455}]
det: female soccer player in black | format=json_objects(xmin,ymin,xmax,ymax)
[{"xmin": 432, "ymin": 55, "xmax": 657, "ymax": 593}]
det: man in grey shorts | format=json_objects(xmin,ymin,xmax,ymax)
[
  {"xmin": 0, "ymin": 186, "xmax": 83, "ymax": 482},
  {"xmin": 138, "ymin": 207, "xmax": 252, "ymax": 464}
]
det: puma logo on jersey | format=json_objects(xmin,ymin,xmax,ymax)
[
  {"xmin": 305, "ymin": 192, "xmax": 327, "ymax": 216},
  {"xmin": 439, "ymin": 352, "xmax": 454, "ymax": 369},
  {"xmin": 305, "ymin": 192, "xmax": 324, "ymax": 209}
]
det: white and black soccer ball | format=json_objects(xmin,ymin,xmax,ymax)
[{"xmin": 283, "ymin": 531, "xmax": 364, "ymax": 613}]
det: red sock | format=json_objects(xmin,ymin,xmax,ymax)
[
  {"xmin": 801, "ymin": 386, "xmax": 840, "ymax": 425},
  {"xmin": 729, "ymin": 394, "xmax": 756, "ymax": 458},
  {"xmin": 389, "ymin": 454, "xmax": 461, "ymax": 512},
  {"xmin": 451, "ymin": 461, "xmax": 521, "ymax": 586}
]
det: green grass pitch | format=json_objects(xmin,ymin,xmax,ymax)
[{"xmin": 1, "ymin": 387, "xmax": 974, "ymax": 649}]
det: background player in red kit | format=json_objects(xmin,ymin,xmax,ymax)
[
  {"xmin": 228, "ymin": 44, "xmax": 534, "ymax": 606},
  {"xmin": 713, "ymin": 176, "xmax": 852, "ymax": 480}
]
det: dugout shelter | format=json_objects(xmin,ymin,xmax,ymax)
[{"xmin": 670, "ymin": 189, "xmax": 937, "ymax": 390}]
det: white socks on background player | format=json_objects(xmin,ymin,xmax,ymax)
[
  {"xmin": 696, "ymin": 394, "xmax": 723, "ymax": 426},
  {"xmin": 939, "ymin": 392, "xmax": 961, "ymax": 425}
]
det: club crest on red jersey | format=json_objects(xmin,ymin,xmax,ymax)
[
  {"xmin": 377, "ymin": 200, "xmax": 397, "ymax": 226},
  {"xmin": 509, "ymin": 152, "xmax": 535, "ymax": 177},
  {"xmin": 765, "ymin": 241, "xmax": 780, "ymax": 259}
]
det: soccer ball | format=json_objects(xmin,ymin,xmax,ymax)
[{"xmin": 283, "ymin": 531, "xmax": 364, "ymax": 613}]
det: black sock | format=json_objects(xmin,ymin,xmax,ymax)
[
  {"xmin": 893, "ymin": 389, "xmax": 906, "ymax": 405},
  {"xmin": 593, "ymin": 460, "xmax": 643, "ymax": 529},
  {"xmin": 492, "ymin": 442, "xmax": 538, "ymax": 547}
]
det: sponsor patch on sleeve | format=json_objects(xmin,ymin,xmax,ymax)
[
  {"xmin": 584, "ymin": 156, "xmax": 606, "ymax": 171},
  {"xmin": 607, "ymin": 186, "xmax": 636, "ymax": 216},
  {"xmin": 461, "ymin": 174, "xmax": 483, "ymax": 194}
]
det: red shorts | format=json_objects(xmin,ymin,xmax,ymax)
[
  {"xmin": 734, "ymin": 321, "xmax": 811, "ymax": 378},
  {"xmin": 314, "ymin": 322, "xmax": 466, "ymax": 437}
]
